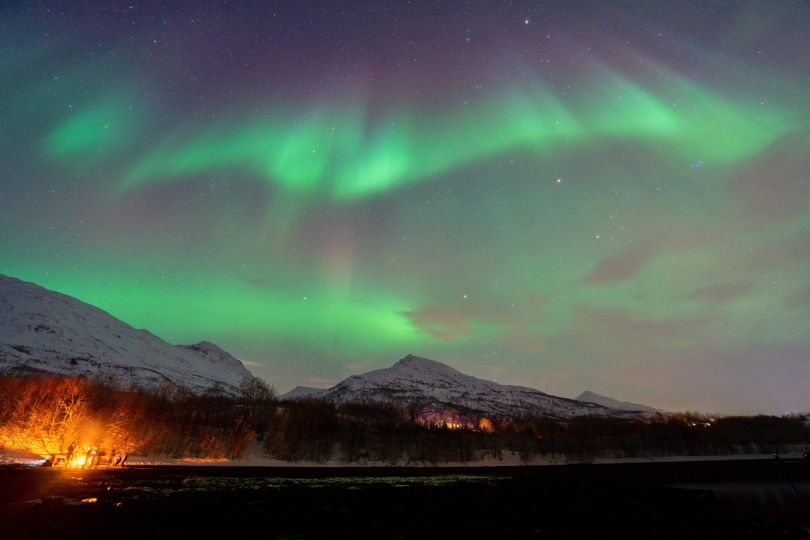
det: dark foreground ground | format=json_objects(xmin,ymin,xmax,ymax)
[{"xmin": 1, "ymin": 460, "xmax": 808, "ymax": 539}]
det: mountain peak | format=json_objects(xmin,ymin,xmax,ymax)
[
  {"xmin": 280, "ymin": 386, "xmax": 326, "ymax": 400},
  {"xmin": 577, "ymin": 390, "xmax": 602, "ymax": 401},
  {"xmin": 393, "ymin": 354, "xmax": 461, "ymax": 374},
  {"xmin": 396, "ymin": 353, "xmax": 428, "ymax": 365}
]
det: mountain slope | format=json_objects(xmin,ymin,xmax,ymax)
[
  {"xmin": 281, "ymin": 386, "xmax": 326, "ymax": 400},
  {"xmin": 281, "ymin": 354, "xmax": 638, "ymax": 419},
  {"xmin": 575, "ymin": 390, "xmax": 657, "ymax": 412},
  {"xmin": 0, "ymin": 275, "xmax": 254, "ymax": 394}
]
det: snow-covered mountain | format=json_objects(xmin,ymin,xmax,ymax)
[
  {"xmin": 0, "ymin": 275, "xmax": 255, "ymax": 394},
  {"xmin": 280, "ymin": 354, "xmax": 641, "ymax": 419},
  {"xmin": 282, "ymin": 386, "xmax": 327, "ymax": 400},
  {"xmin": 575, "ymin": 390, "xmax": 658, "ymax": 413}
]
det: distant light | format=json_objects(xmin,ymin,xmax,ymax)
[{"xmin": 524, "ymin": 18, "xmax": 530, "ymax": 25}]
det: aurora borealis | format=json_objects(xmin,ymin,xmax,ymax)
[{"xmin": 1, "ymin": 1, "xmax": 809, "ymax": 414}]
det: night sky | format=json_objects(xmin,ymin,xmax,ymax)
[{"xmin": 2, "ymin": 1, "xmax": 809, "ymax": 414}]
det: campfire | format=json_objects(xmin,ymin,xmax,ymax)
[
  {"xmin": 41, "ymin": 444, "xmax": 129, "ymax": 468},
  {"xmin": 0, "ymin": 377, "xmax": 134, "ymax": 468}
]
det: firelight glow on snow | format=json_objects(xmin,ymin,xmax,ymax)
[{"xmin": 1, "ymin": 1, "xmax": 809, "ymax": 414}]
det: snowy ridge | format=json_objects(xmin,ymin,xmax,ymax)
[
  {"xmin": 575, "ymin": 390, "xmax": 658, "ymax": 413},
  {"xmin": 281, "ymin": 386, "xmax": 326, "ymax": 400},
  {"xmin": 0, "ymin": 275, "xmax": 255, "ymax": 394},
  {"xmin": 281, "ymin": 354, "xmax": 642, "ymax": 419}
]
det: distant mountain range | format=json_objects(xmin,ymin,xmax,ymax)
[
  {"xmin": 1, "ymin": 274, "xmax": 659, "ymax": 417},
  {"xmin": 0, "ymin": 275, "xmax": 254, "ymax": 394},
  {"xmin": 281, "ymin": 354, "xmax": 655, "ymax": 419}
]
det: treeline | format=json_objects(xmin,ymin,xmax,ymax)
[
  {"xmin": 267, "ymin": 404, "xmax": 810, "ymax": 462},
  {"xmin": 0, "ymin": 375, "xmax": 275, "ymax": 461},
  {"xmin": 497, "ymin": 414, "xmax": 810, "ymax": 461},
  {"xmin": 264, "ymin": 401, "xmax": 503, "ymax": 463},
  {"xmin": 0, "ymin": 375, "xmax": 808, "ymax": 463}
]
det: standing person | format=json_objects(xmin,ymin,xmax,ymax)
[{"xmin": 65, "ymin": 442, "xmax": 76, "ymax": 465}]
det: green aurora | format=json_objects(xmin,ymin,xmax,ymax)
[{"xmin": 1, "ymin": 1, "xmax": 809, "ymax": 413}]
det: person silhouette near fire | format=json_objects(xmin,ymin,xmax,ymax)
[{"xmin": 65, "ymin": 442, "xmax": 76, "ymax": 464}]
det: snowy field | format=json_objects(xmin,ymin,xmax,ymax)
[{"xmin": 3, "ymin": 445, "xmax": 806, "ymax": 468}]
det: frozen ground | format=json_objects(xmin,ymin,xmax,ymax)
[{"xmin": 4, "ymin": 446, "xmax": 803, "ymax": 468}]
